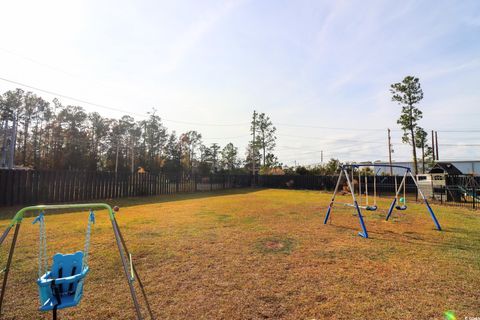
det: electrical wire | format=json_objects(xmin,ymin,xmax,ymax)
[{"xmin": 0, "ymin": 76, "xmax": 249, "ymax": 127}]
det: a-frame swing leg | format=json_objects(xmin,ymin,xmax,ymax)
[
  {"xmin": 0, "ymin": 226, "xmax": 12, "ymax": 246},
  {"xmin": 344, "ymin": 169, "xmax": 369, "ymax": 238},
  {"xmin": 111, "ymin": 218, "xmax": 144, "ymax": 320},
  {"xmin": 409, "ymin": 171, "xmax": 442, "ymax": 231},
  {"xmin": 115, "ymin": 221, "xmax": 155, "ymax": 319},
  {"xmin": 324, "ymin": 169, "xmax": 343, "ymax": 224},
  {"xmin": 386, "ymin": 172, "xmax": 407, "ymax": 221},
  {"xmin": 0, "ymin": 224, "xmax": 20, "ymax": 316}
]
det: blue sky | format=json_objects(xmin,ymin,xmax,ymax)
[{"xmin": 1, "ymin": 0, "xmax": 479, "ymax": 165}]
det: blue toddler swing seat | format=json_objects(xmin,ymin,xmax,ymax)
[{"xmin": 33, "ymin": 210, "xmax": 95, "ymax": 313}]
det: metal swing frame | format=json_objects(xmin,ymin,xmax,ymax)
[
  {"xmin": 324, "ymin": 164, "xmax": 442, "ymax": 238},
  {"xmin": 0, "ymin": 203, "xmax": 155, "ymax": 320}
]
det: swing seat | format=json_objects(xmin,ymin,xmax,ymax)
[
  {"xmin": 395, "ymin": 205, "xmax": 407, "ymax": 211},
  {"xmin": 37, "ymin": 251, "xmax": 89, "ymax": 311},
  {"xmin": 365, "ymin": 205, "xmax": 378, "ymax": 211}
]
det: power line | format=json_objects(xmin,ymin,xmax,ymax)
[
  {"xmin": 277, "ymin": 134, "xmax": 386, "ymax": 142},
  {"xmin": 5, "ymin": 48, "xmax": 476, "ymax": 134},
  {"xmin": 440, "ymin": 143, "xmax": 480, "ymax": 147},
  {"xmin": 436, "ymin": 130, "xmax": 480, "ymax": 133},
  {"xmin": 0, "ymin": 76, "xmax": 249, "ymax": 127},
  {"xmin": 0, "ymin": 76, "xmax": 146, "ymax": 117},
  {"xmin": 276, "ymin": 122, "xmax": 395, "ymax": 132},
  {"xmin": 0, "ymin": 47, "xmax": 85, "ymax": 80},
  {"xmin": 203, "ymin": 134, "xmax": 250, "ymax": 140},
  {"xmin": 1, "ymin": 76, "xmax": 480, "ymax": 134}
]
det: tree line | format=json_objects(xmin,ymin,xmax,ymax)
[{"xmin": 0, "ymin": 88, "xmax": 278, "ymax": 174}]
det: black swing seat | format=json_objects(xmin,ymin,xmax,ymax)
[
  {"xmin": 395, "ymin": 205, "xmax": 407, "ymax": 211},
  {"xmin": 37, "ymin": 251, "xmax": 89, "ymax": 311},
  {"xmin": 365, "ymin": 205, "xmax": 378, "ymax": 211}
]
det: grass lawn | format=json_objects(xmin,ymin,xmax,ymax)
[{"xmin": 0, "ymin": 188, "xmax": 479, "ymax": 319}]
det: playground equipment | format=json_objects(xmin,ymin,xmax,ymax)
[
  {"xmin": 392, "ymin": 173, "xmax": 408, "ymax": 211},
  {"xmin": 458, "ymin": 186, "xmax": 480, "ymax": 202},
  {"xmin": 324, "ymin": 164, "xmax": 442, "ymax": 238},
  {"xmin": 33, "ymin": 210, "xmax": 93, "ymax": 312},
  {"xmin": 0, "ymin": 204, "xmax": 154, "ymax": 320},
  {"xmin": 342, "ymin": 167, "xmax": 378, "ymax": 212}
]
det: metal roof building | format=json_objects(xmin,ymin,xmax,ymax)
[{"xmin": 371, "ymin": 160, "xmax": 480, "ymax": 176}]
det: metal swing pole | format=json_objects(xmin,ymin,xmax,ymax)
[
  {"xmin": 114, "ymin": 220, "xmax": 155, "ymax": 319},
  {"xmin": 358, "ymin": 170, "xmax": 362, "ymax": 207},
  {"xmin": 0, "ymin": 226, "xmax": 12, "ymax": 246},
  {"xmin": 0, "ymin": 223, "xmax": 20, "ymax": 316},
  {"xmin": 345, "ymin": 166, "xmax": 368, "ymax": 238},
  {"xmin": 324, "ymin": 169, "xmax": 344, "ymax": 224},
  {"xmin": 386, "ymin": 171, "xmax": 407, "ymax": 221},
  {"xmin": 111, "ymin": 218, "xmax": 144, "ymax": 320},
  {"xmin": 408, "ymin": 171, "xmax": 442, "ymax": 231},
  {"xmin": 365, "ymin": 175, "xmax": 369, "ymax": 206}
]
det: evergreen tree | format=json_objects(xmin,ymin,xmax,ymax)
[
  {"xmin": 220, "ymin": 142, "xmax": 239, "ymax": 172},
  {"xmin": 251, "ymin": 111, "xmax": 277, "ymax": 168},
  {"xmin": 391, "ymin": 76, "xmax": 424, "ymax": 175}
]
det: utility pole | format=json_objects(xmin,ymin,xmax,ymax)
[
  {"xmin": 387, "ymin": 128, "xmax": 393, "ymax": 176},
  {"xmin": 421, "ymin": 138, "xmax": 425, "ymax": 174},
  {"xmin": 115, "ymin": 142, "xmax": 119, "ymax": 174},
  {"xmin": 251, "ymin": 110, "xmax": 257, "ymax": 186},
  {"xmin": 435, "ymin": 131, "xmax": 439, "ymax": 161},
  {"xmin": 0, "ymin": 120, "xmax": 8, "ymax": 168},
  {"xmin": 321, "ymin": 150, "xmax": 323, "ymax": 164},
  {"xmin": 431, "ymin": 130, "xmax": 436, "ymax": 162},
  {"xmin": 7, "ymin": 111, "xmax": 17, "ymax": 169},
  {"xmin": 131, "ymin": 138, "xmax": 135, "ymax": 174}
]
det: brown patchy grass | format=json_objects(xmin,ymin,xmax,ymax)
[{"xmin": 0, "ymin": 188, "xmax": 479, "ymax": 319}]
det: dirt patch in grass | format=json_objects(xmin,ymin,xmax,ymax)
[{"xmin": 256, "ymin": 236, "xmax": 296, "ymax": 254}]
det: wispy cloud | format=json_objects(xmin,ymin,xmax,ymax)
[
  {"xmin": 422, "ymin": 58, "xmax": 480, "ymax": 80},
  {"xmin": 160, "ymin": 0, "xmax": 247, "ymax": 73}
]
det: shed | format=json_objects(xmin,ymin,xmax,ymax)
[{"xmin": 429, "ymin": 162, "xmax": 463, "ymax": 175}]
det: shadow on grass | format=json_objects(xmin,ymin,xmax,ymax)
[{"xmin": 0, "ymin": 188, "xmax": 261, "ymax": 221}]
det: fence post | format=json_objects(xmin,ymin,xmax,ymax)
[
  {"xmin": 210, "ymin": 175, "xmax": 213, "ymax": 191},
  {"xmin": 176, "ymin": 172, "xmax": 179, "ymax": 193},
  {"xmin": 473, "ymin": 186, "xmax": 476, "ymax": 210}
]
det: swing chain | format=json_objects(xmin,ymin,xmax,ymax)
[
  {"xmin": 83, "ymin": 210, "xmax": 95, "ymax": 268},
  {"xmin": 33, "ymin": 211, "xmax": 48, "ymax": 278}
]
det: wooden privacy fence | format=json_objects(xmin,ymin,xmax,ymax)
[
  {"xmin": 0, "ymin": 170, "xmax": 252, "ymax": 207},
  {"xmin": 0, "ymin": 169, "xmax": 427, "ymax": 207}
]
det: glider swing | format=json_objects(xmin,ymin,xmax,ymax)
[
  {"xmin": 323, "ymin": 165, "xmax": 370, "ymax": 238},
  {"xmin": 0, "ymin": 203, "xmax": 154, "ymax": 320},
  {"xmin": 324, "ymin": 164, "xmax": 442, "ymax": 238},
  {"xmin": 352, "ymin": 168, "xmax": 378, "ymax": 212}
]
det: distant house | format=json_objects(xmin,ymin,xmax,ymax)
[
  {"xmin": 417, "ymin": 162, "xmax": 467, "ymax": 201},
  {"xmin": 429, "ymin": 162, "xmax": 463, "ymax": 175}
]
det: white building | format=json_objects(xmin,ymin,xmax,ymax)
[{"xmin": 371, "ymin": 160, "xmax": 480, "ymax": 176}]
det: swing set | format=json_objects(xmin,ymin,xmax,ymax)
[
  {"xmin": 0, "ymin": 203, "xmax": 154, "ymax": 320},
  {"xmin": 323, "ymin": 164, "xmax": 442, "ymax": 238}
]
